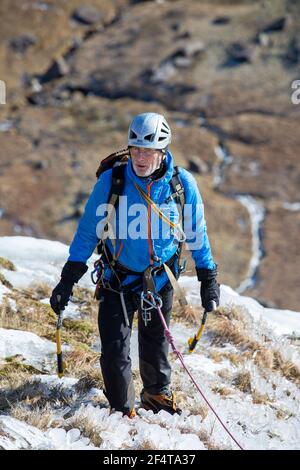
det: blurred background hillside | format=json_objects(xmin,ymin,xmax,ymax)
[{"xmin": 0, "ymin": 0, "xmax": 299, "ymax": 310}]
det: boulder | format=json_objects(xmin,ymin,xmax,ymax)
[
  {"xmin": 9, "ymin": 33, "xmax": 37, "ymax": 54},
  {"xmin": 225, "ymin": 41, "xmax": 256, "ymax": 66},
  {"xmin": 72, "ymin": 5, "xmax": 102, "ymax": 25},
  {"xmin": 211, "ymin": 16, "xmax": 231, "ymax": 26},
  {"xmin": 261, "ymin": 16, "xmax": 291, "ymax": 34}
]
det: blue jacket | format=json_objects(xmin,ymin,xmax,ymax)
[{"xmin": 68, "ymin": 150, "xmax": 216, "ymax": 292}]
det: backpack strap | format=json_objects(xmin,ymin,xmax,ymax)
[
  {"xmin": 97, "ymin": 163, "xmax": 127, "ymax": 256},
  {"xmin": 168, "ymin": 166, "xmax": 185, "ymax": 212},
  {"xmin": 108, "ymin": 163, "xmax": 127, "ymax": 209},
  {"xmin": 168, "ymin": 166, "xmax": 186, "ymax": 274}
]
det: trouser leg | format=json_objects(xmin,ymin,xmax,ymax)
[
  {"xmin": 98, "ymin": 288, "xmax": 137, "ymax": 413},
  {"xmin": 138, "ymin": 284, "xmax": 174, "ymax": 395}
]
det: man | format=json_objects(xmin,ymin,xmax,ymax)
[{"xmin": 50, "ymin": 112, "xmax": 219, "ymax": 417}]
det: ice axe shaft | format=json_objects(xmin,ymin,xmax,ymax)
[
  {"xmin": 188, "ymin": 300, "xmax": 217, "ymax": 353},
  {"xmin": 56, "ymin": 295, "xmax": 65, "ymax": 378}
]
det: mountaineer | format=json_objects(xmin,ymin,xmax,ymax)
[{"xmin": 50, "ymin": 112, "xmax": 219, "ymax": 417}]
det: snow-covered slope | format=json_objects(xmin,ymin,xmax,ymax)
[{"xmin": 0, "ymin": 236, "xmax": 300, "ymax": 450}]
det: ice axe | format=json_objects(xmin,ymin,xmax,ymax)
[
  {"xmin": 55, "ymin": 295, "xmax": 65, "ymax": 378},
  {"xmin": 188, "ymin": 300, "xmax": 217, "ymax": 353}
]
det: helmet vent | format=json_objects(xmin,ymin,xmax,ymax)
[
  {"xmin": 144, "ymin": 133, "xmax": 155, "ymax": 142},
  {"xmin": 130, "ymin": 130, "xmax": 137, "ymax": 139}
]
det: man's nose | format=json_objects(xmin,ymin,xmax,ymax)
[{"xmin": 136, "ymin": 151, "xmax": 147, "ymax": 160}]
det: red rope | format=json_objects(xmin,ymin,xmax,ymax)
[{"xmin": 153, "ymin": 296, "xmax": 245, "ymax": 451}]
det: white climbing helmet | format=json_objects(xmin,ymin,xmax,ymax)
[{"xmin": 128, "ymin": 112, "xmax": 172, "ymax": 150}]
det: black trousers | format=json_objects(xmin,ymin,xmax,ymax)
[{"xmin": 98, "ymin": 283, "xmax": 174, "ymax": 414}]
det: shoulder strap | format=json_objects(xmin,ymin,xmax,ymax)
[
  {"xmin": 168, "ymin": 166, "xmax": 185, "ymax": 213},
  {"xmin": 107, "ymin": 163, "xmax": 127, "ymax": 209},
  {"xmin": 96, "ymin": 163, "xmax": 127, "ymax": 254},
  {"xmin": 169, "ymin": 166, "xmax": 186, "ymax": 274}
]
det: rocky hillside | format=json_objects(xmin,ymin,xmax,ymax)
[{"xmin": 0, "ymin": 0, "xmax": 300, "ymax": 310}]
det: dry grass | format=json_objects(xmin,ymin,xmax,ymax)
[
  {"xmin": 217, "ymin": 369, "xmax": 232, "ymax": 380},
  {"xmin": 273, "ymin": 352, "xmax": 300, "ymax": 385},
  {"xmin": 172, "ymin": 295, "xmax": 201, "ymax": 325},
  {"xmin": 0, "ymin": 357, "xmax": 42, "ymax": 382},
  {"xmin": 207, "ymin": 305, "xmax": 300, "ymax": 386},
  {"xmin": 0, "ymin": 369, "xmax": 36, "ymax": 398},
  {"xmin": 64, "ymin": 415, "xmax": 103, "ymax": 448},
  {"xmin": 10, "ymin": 403, "xmax": 55, "ymax": 431},
  {"xmin": 232, "ymin": 371, "xmax": 252, "ymax": 394},
  {"xmin": 226, "ymin": 352, "xmax": 249, "ymax": 366},
  {"xmin": 136, "ymin": 439, "xmax": 157, "ymax": 450},
  {"xmin": 0, "ymin": 366, "xmax": 105, "ymax": 432},
  {"xmin": 207, "ymin": 305, "xmax": 251, "ymax": 349},
  {"xmin": 0, "ymin": 377, "xmax": 75, "ymax": 413},
  {"xmin": 0, "ymin": 284, "xmax": 99, "ymax": 348},
  {"xmin": 212, "ymin": 386, "xmax": 233, "ymax": 397},
  {"xmin": 0, "ymin": 273, "xmax": 13, "ymax": 289},
  {"xmin": 198, "ymin": 433, "xmax": 223, "ymax": 451},
  {"xmin": 210, "ymin": 348, "xmax": 248, "ymax": 366},
  {"xmin": 252, "ymin": 391, "xmax": 272, "ymax": 405},
  {"xmin": 0, "ymin": 290, "xmax": 57, "ymax": 334},
  {"xmin": 72, "ymin": 286, "xmax": 99, "ymax": 323},
  {"xmin": 0, "ymin": 257, "xmax": 16, "ymax": 271},
  {"xmin": 74, "ymin": 369, "xmax": 103, "ymax": 395},
  {"xmin": 170, "ymin": 369, "xmax": 209, "ymax": 420},
  {"xmin": 275, "ymin": 408, "xmax": 295, "ymax": 420},
  {"xmin": 181, "ymin": 397, "xmax": 209, "ymax": 421},
  {"xmin": 62, "ymin": 348, "xmax": 100, "ymax": 380},
  {"xmin": 17, "ymin": 283, "xmax": 52, "ymax": 301},
  {"xmin": 209, "ymin": 350, "xmax": 223, "ymax": 363},
  {"xmin": 252, "ymin": 349, "xmax": 275, "ymax": 370}
]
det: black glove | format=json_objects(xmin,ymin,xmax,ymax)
[
  {"xmin": 196, "ymin": 266, "xmax": 220, "ymax": 312},
  {"xmin": 50, "ymin": 261, "xmax": 88, "ymax": 315},
  {"xmin": 50, "ymin": 280, "xmax": 73, "ymax": 315}
]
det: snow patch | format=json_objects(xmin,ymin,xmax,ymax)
[
  {"xmin": 0, "ymin": 236, "xmax": 97, "ymax": 290},
  {"xmin": 0, "ymin": 328, "xmax": 70, "ymax": 371}
]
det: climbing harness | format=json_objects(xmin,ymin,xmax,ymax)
[{"xmin": 91, "ymin": 249, "xmax": 186, "ymax": 327}]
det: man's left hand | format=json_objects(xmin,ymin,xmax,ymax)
[{"xmin": 196, "ymin": 266, "xmax": 220, "ymax": 311}]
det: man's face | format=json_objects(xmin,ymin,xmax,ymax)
[{"xmin": 130, "ymin": 146, "xmax": 164, "ymax": 178}]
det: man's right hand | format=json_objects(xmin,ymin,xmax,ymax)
[
  {"xmin": 50, "ymin": 261, "xmax": 88, "ymax": 315},
  {"xmin": 50, "ymin": 280, "xmax": 73, "ymax": 315}
]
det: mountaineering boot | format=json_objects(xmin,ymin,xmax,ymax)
[
  {"xmin": 125, "ymin": 409, "xmax": 137, "ymax": 419},
  {"xmin": 140, "ymin": 390, "xmax": 182, "ymax": 415}
]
